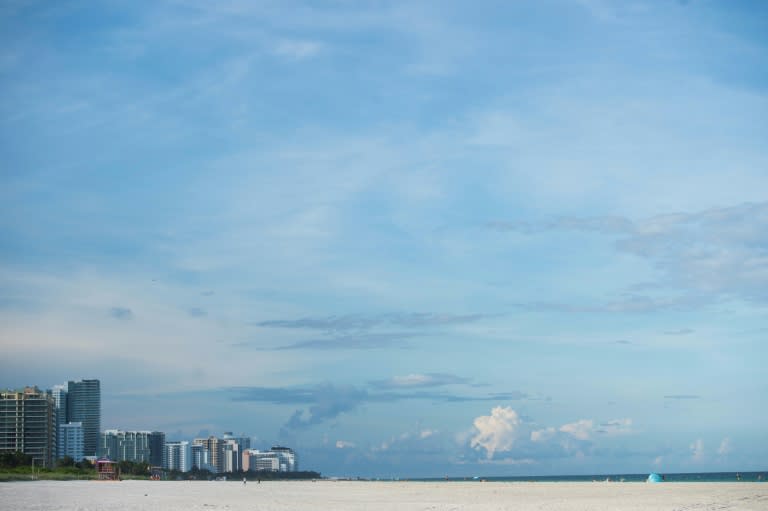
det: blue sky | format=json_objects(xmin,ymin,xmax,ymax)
[{"xmin": 1, "ymin": 0, "xmax": 766, "ymax": 477}]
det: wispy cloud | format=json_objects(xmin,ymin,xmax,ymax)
[
  {"xmin": 663, "ymin": 328, "xmax": 694, "ymax": 335},
  {"xmin": 109, "ymin": 307, "xmax": 133, "ymax": 320},
  {"xmin": 717, "ymin": 437, "xmax": 732, "ymax": 456},
  {"xmin": 511, "ymin": 294, "xmax": 705, "ymax": 314},
  {"xmin": 369, "ymin": 372, "xmax": 471, "ymax": 389},
  {"xmin": 271, "ymin": 332, "xmax": 415, "ymax": 351},
  {"xmin": 273, "ymin": 39, "xmax": 324, "ymax": 59},
  {"xmin": 488, "ymin": 216, "xmax": 632, "ymax": 235},
  {"xmin": 493, "ymin": 202, "xmax": 768, "ymax": 305},
  {"xmin": 690, "ymin": 438, "xmax": 705, "ymax": 461},
  {"xmin": 664, "ymin": 394, "xmax": 701, "ymax": 400},
  {"xmin": 229, "ymin": 382, "xmax": 528, "ymax": 431},
  {"xmin": 256, "ymin": 312, "xmax": 491, "ymax": 332}
]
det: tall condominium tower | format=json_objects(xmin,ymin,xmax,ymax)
[
  {"xmin": 148, "ymin": 431, "xmax": 165, "ymax": 467},
  {"xmin": 66, "ymin": 379, "xmax": 100, "ymax": 457},
  {"xmin": 51, "ymin": 384, "xmax": 68, "ymax": 459},
  {"xmin": 0, "ymin": 387, "xmax": 57, "ymax": 468}
]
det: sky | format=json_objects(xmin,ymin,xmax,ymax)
[{"xmin": 1, "ymin": 0, "xmax": 766, "ymax": 478}]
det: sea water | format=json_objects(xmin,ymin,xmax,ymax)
[{"xmin": 413, "ymin": 471, "xmax": 766, "ymax": 483}]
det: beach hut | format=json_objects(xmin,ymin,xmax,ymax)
[
  {"xmin": 96, "ymin": 458, "xmax": 120, "ymax": 481},
  {"xmin": 647, "ymin": 472, "xmax": 663, "ymax": 483}
]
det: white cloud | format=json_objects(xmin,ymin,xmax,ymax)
[
  {"xmin": 419, "ymin": 429, "xmax": 436, "ymax": 439},
  {"xmin": 690, "ymin": 438, "xmax": 704, "ymax": 461},
  {"xmin": 530, "ymin": 427, "xmax": 555, "ymax": 443},
  {"xmin": 559, "ymin": 419, "xmax": 594, "ymax": 441},
  {"xmin": 335, "ymin": 440, "xmax": 355, "ymax": 449},
  {"xmin": 717, "ymin": 437, "xmax": 731, "ymax": 456},
  {"xmin": 597, "ymin": 418, "xmax": 632, "ymax": 435},
  {"xmin": 273, "ymin": 39, "xmax": 323, "ymax": 59},
  {"xmin": 470, "ymin": 406, "xmax": 521, "ymax": 459}
]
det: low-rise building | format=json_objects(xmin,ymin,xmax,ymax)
[{"xmin": 243, "ymin": 446, "xmax": 297, "ymax": 473}]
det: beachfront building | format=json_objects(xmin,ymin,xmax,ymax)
[
  {"xmin": 222, "ymin": 439, "xmax": 240, "ymax": 473},
  {"xmin": 190, "ymin": 443, "xmax": 205, "ymax": 470},
  {"xmin": 193, "ymin": 436, "xmax": 223, "ymax": 473},
  {"xmin": 59, "ymin": 421, "xmax": 84, "ymax": 461},
  {"xmin": 163, "ymin": 441, "xmax": 191, "ymax": 472},
  {"xmin": 271, "ymin": 446, "xmax": 297, "ymax": 471},
  {"xmin": 65, "ymin": 379, "xmax": 100, "ymax": 457},
  {"xmin": 220, "ymin": 432, "xmax": 250, "ymax": 473},
  {"xmin": 51, "ymin": 384, "xmax": 68, "ymax": 459},
  {"xmin": 0, "ymin": 387, "xmax": 57, "ymax": 468},
  {"xmin": 243, "ymin": 446, "xmax": 297, "ymax": 473},
  {"xmin": 99, "ymin": 430, "xmax": 152, "ymax": 463},
  {"xmin": 148, "ymin": 431, "xmax": 165, "ymax": 467}
]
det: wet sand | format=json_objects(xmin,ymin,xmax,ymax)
[{"xmin": 1, "ymin": 479, "xmax": 766, "ymax": 510}]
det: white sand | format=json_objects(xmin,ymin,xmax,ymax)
[{"xmin": 1, "ymin": 480, "xmax": 766, "ymax": 511}]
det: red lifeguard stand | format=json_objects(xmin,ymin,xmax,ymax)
[{"xmin": 96, "ymin": 458, "xmax": 120, "ymax": 481}]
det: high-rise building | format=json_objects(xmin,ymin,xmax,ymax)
[
  {"xmin": 0, "ymin": 387, "xmax": 57, "ymax": 468},
  {"xmin": 51, "ymin": 384, "xmax": 67, "ymax": 459},
  {"xmin": 163, "ymin": 441, "xmax": 191, "ymax": 472},
  {"xmin": 190, "ymin": 443, "xmax": 206, "ymax": 470},
  {"xmin": 221, "ymin": 432, "xmax": 250, "ymax": 473},
  {"xmin": 192, "ymin": 436, "xmax": 222, "ymax": 473},
  {"xmin": 222, "ymin": 440, "xmax": 240, "ymax": 473},
  {"xmin": 148, "ymin": 431, "xmax": 165, "ymax": 467},
  {"xmin": 66, "ymin": 380, "xmax": 100, "ymax": 457},
  {"xmin": 99, "ymin": 430, "xmax": 152, "ymax": 463},
  {"xmin": 59, "ymin": 422, "xmax": 84, "ymax": 461}
]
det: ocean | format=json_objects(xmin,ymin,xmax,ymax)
[{"xmin": 411, "ymin": 471, "xmax": 767, "ymax": 483}]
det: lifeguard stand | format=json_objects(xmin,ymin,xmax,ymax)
[{"xmin": 96, "ymin": 458, "xmax": 120, "ymax": 481}]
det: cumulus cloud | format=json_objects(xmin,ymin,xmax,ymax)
[
  {"xmin": 467, "ymin": 407, "xmax": 636, "ymax": 464},
  {"xmin": 470, "ymin": 406, "xmax": 521, "ymax": 459},
  {"xmin": 336, "ymin": 440, "xmax": 356, "ymax": 449},
  {"xmin": 559, "ymin": 419, "xmax": 594, "ymax": 440},
  {"xmin": 530, "ymin": 427, "xmax": 556, "ymax": 443}
]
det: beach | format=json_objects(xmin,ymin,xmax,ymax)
[{"xmin": 1, "ymin": 480, "xmax": 766, "ymax": 511}]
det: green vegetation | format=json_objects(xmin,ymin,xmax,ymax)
[
  {"xmin": 0, "ymin": 452, "xmax": 96, "ymax": 481},
  {"xmin": 0, "ymin": 451, "xmax": 321, "ymax": 482}
]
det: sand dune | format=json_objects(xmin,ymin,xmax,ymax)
[{"xmin": 1, "ymin": 480, "xmax": 766, "ymax": 511}]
